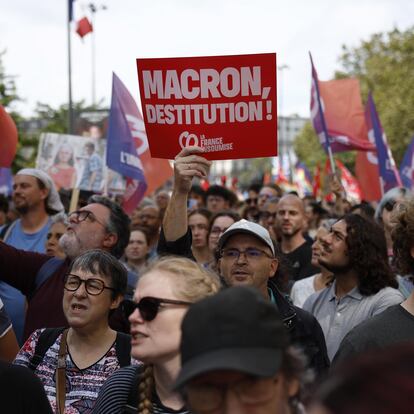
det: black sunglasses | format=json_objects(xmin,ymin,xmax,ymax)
[
  {"xmin": 384, "ymin": 200, "xmax": 397, "ymax": 212},
  {"xmin": 121, "ymin": 297, "xmax": 192, "ymax": 322}
]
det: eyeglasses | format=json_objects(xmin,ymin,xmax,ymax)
[
  {"xmin": 64, "ymin": 274, "xmax": 115, "ymax": 296},
  {"xmin": 384, "ymin": 200, "xmax": 397, "ymax": 212},
  {"xmin": 220, "ymin": 248, "xmax": 274, "ymax": 260},
  {"xmin": 121, "ymin": 297, "xmax": 193, "ymax": 322},
  {"xmin": 185, "ymin": 375, "xmax": 279, "ymax": 411},
  {"xmin": 68, "ymin": 210, "xmax": 107, "ymax": 227},
  {"xmin": 210, "ymin": 226, "xmax": 230, "ymax": 236}
]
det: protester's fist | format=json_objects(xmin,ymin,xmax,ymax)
[{"xmin": 174, "ymin": 146, "xmax": 211, "ymax": 194}]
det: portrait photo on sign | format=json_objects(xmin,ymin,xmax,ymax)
[{"xmin": 36, "ymin": 132, "xmax": 125, "ymax": 194}]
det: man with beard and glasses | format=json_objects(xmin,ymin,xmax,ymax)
[
  {"xmin": 159, "ymin": 146, "xmax": 330, "ymax": 377},
  {"xmin": 0, "ymin": 195, "xmax": 131, "ymax": 341},
  {"xmin": 303, "ymin": 214, "xmax": 404, "ymax": 361},
  {"xmin": 0, "ymin": 169, "xmax": 64, "ymax": 344},
  {"xmin": 276, "ymin": 194, "xmax": 318, "ymax": 283}
]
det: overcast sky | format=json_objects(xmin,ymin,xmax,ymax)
[{"xmin": 1, "ymin": 0, "xmax": 413, "ymax": 118}]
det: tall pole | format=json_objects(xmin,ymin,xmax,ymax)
[
  {"xmin": 278, "ymin": 64, "xmax": 292, "ymax": 182},
  {"xmin": 67, "ymin": 2, "xmax": 74, "ymax": 134},
  {"xmin": 88, "ymin": 3, "xmax": 106, "ymax": 107},
  {"xmin": 90, "ymin": 3, "xmax": 97, "ymax": 106}
]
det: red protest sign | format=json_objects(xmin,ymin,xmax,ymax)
[{"xmin": 136, "ymin": 53, "xmax": 277, "ymax": 160}]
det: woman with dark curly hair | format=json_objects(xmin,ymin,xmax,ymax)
[{"xmin": 303, "ymin": 213, "xmax": 404, "ymax": 360}]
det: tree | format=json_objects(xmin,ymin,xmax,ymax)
[
  {"xmin": 336, "ymin": 27, "xmax": 414, "ymax": 164},
  {"xmin": 0, "ymin": 50, "xmax": 18, "ymax": 108},
  {"xmin": 294, "ymin": 121, "xmax": 356, "ymax": 174},
  {"xmin": 34, "ymin": 100, "xmax": 106, "ymax": 135}
]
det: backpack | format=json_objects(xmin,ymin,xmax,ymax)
[{"xmin": 28, "ymin": 327, "xmax": 131, "ymax": 371}]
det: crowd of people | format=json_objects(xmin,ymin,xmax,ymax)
[{"xmin": 0, "ymin": 144, "xmax": 413, "ymax": 413}]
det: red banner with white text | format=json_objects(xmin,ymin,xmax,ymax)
[{"xmin": 136, "ymin": 53, "xmax": 278, "ymax": 160}]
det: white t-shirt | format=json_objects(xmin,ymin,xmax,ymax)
[{"xmin": 290, "ymin": 275, "xmax": 317, "ymax": 307}]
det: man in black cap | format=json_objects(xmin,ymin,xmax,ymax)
[{"xmin": 175, "ymin": 286, "xmax": 303, "ymax": 414}]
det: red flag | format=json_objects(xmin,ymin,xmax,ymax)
[
  {"xmin": 76, "ymin": 17, "xmax": 93, "ymax": 38},
  {"xmin": 335, "ymin": 160, "xmax": 362, "ymax": 203},
  {"xmin": 355, "ymin": 151, "xmax": 382, "ymax": 201},
  {"xmin": 319, "ymin": 79, "xmax": 375, "ymax": 152},
  {"xmin": 313, "ymin": 163, "xmax": 321, "ymax": 198},
  {"xmin": 0, "ymin": 105, "xmax": 18, "ymax": 167},
  {"xmin": 317, "ymin": 78, "xmax": 375, "ymax": 152}
]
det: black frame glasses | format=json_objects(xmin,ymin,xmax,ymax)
[
  {"xmin": 121, "ymin": 297, "xmax": 192, "ymax": 322},
  {"xmin": 64, "ymin": 274, "xmax": 115, "ymax": 296},
  {"xmin": 220, "ymin": 248, "xmax": 274, "ymax": 260},
  {"xmin": 67, "ymin": 209, "xmax": 107, "ymax": 227}
]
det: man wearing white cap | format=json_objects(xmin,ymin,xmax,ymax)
[
  {"xmin": 160, "ymin": 147, "xmax": 330, "ymax": 376},
  {"xmin": 0, "ymin": 169, "xmax": 64, "ymax": 344}
]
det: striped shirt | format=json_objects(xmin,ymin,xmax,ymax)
[
  {"xmin": 14, "ymin": 329, "xmax": 135, "ymax": 413},
  {"xmin": 92, "ymin": 365, "xmax": 190, "ymax": 414}
]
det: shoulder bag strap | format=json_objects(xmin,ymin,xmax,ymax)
[{"xmin": 56, "ymin": 328, "xmax": 69, "ymax": 414}]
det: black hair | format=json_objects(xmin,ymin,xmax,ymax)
[
  {"xmin": 69, "ymin": 249, "xmax": 127, "ymax": 298},
  {"xmin": 343, "ymin": 213, "xmax": 397, "ymax": 295},
  {"xmin": 349, "ymin": 202, "xmax": 375, "ymax": 219},
  {"xmin": 87, "ymin": 195, "xmax": 131, "ymax": 258},
  {"xmin": 206, "ymin": 185, "xmax": 237, "ymax": 207}
]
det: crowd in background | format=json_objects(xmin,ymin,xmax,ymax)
[{"xmin": 0, "ymin": 146, "xmax": 413, "ymax": 413}]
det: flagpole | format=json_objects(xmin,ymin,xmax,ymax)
[
  {"xmin": 327, "ymin": 146, "xmax": 336, "ymax": 175},
  {"xmin": 309, "ymin": 52, "xmax": 336, "ymax": 175},
  {"xmin": 90, "ymin": 3, "xmax": 96, "ymax": 106},
  {"xmin": 67, "ymin": 1, "xmax": 74, "ymax": 134},
  {"xmin": 88, "ymin": 3, "xmax": 106, "ymax": 107}
]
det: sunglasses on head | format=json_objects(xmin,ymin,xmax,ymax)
[{"xmin": 121, "ymin": 297, "xmax": 193, "ymax": 322}]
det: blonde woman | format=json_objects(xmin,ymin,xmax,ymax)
[{"xmin": 92, "ymin": 256, "xmax": 220, "ymax": 414}]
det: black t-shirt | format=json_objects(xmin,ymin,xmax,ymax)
[
  {"xmin": 284, "ymin": 240, "xmax": 319, "ymax": 282},
  {"xmin": 333, "ymin": 304, "xmax": 414, "ymax": 364},
  {"xmin": 0, "ymin": 361, "xmax": 53, "ymax": 413}
]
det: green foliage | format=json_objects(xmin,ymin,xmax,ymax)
[
  {"xmin": 0, "ymin": 50, "xmax": 18, "ymax": 108},
  {"xmin": 237, "ymin": 157, "xmax": 272, "ymax": 187},
  {"xmin": 336, "ymin": 27, "xmax": 414, "ymax": 164},
  {"xmin": 294, "ymin": 121, "xmax": 355, "ymax": 174},
  {"xmin": 34, "ymin": 100, "xmax": 106, "ymax": 134}
]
